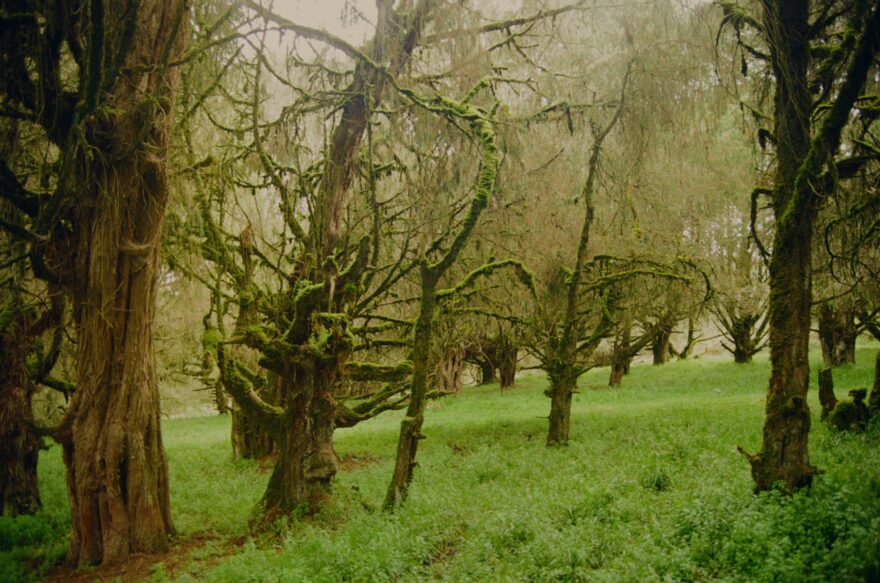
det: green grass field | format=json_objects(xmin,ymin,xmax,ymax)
[{"xmin": 3, "ymin": 346, "xmax": 880, "ymax": 582}]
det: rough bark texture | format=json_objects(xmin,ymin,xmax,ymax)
[
  {"xmin": 818, "ymin": 367, "xmax": 837, "ymax": 421},
  {"xmin": 817, "ymin": 302, "xmax": 858, "ymax": 366},
  {"xmin": 258, "ymin": 369, "xmax": 337, "ymax": 523},
  {"xmin": 546, "ymin": 368, "xmax": 576, "ymax": 445},
  {"xmin": 745, "ymin": 0, "xmax": 816, "ymax": 493},
  {"xmin": 478, "ymin": 359, "xmax": 497, "ymax": 385},
  {"xmin": 61, "ymin": 1, "xmax": 189, "ymax": 565},
  {"xmin": 437, "ymin": 349, "xmax": 465, "ymax": 395},
  {"xmin": 0, "ymin": 313, "xmax": 41, "ymax": 517},
  {"xmin": 231, "ymin": 405, "xmax": 276, "ymax": 460}
]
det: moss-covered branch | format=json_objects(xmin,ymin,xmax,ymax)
[
  {"xmin": 344, "ymin": 360, "xmax": 413, "ymax": 383},
  {"xmin": 437, "ymin": 259, "xmax": 536, "ymax": 300}
]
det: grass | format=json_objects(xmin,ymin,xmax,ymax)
[{"xmin": 2, "ymin": 344, "xmax": 879, "ymax": 582}]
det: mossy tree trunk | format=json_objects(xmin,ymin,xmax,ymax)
[
  {"xmin": 385, "ymin": 86, "xmax": 499, "ymax": 508},
  {"xmin": 385, "ymin": 266, "xmax": 438, "ymax": 508},
  {"xmin": 437, "ymin": 347, "xmax": 465, "ymax": 394},
  {"xmin": 538, "ymin": 80, "xmax": 627, "ymax": 437},
  {"xmin": 817, "ymin": 367, "xmax": 837, "ymax": 420},
  {"xmin": 546, "ymin": 365, "xmax": 577, "ymax": 445},
  {"xmin": 478, "ymin": 358, "xmax": 497, "ymax": 385},
  {"xmin": 609, "ymin": 326, "xmax": 632, "ymax": 386},
  {"xmin": 258, "ymin": 366, "xmax": 338, "ymax": 522},
  {"xmin": 742, "ymin": 0, "xmax": 879, "ymax": 493},
  {"xmin": 0, "ymin": 0, "xmax": 190, "ymax": 565}
]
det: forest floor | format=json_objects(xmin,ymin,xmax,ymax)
[{"xmin": 3, "ymin": 345, "xmax": 880, "ymax": 582}]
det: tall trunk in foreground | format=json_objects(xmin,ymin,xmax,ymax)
[
  {"xmin": 742, "ymin": 0, "xmax": 878, "ymax": 492},
  {"xmin": 60, "ymin": 1, "xmax": 189, "ymax": 565}
]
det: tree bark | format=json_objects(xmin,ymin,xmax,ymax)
[
  {"xmin": 745, "ymin": 0, "xmax": 879, "ymax": 493},
  {"xmin": 497, "ymin": 334, "xmax": 517, "ymax": 389},
  {"xmin": 546, "ymin": 368, "xmax": 575, "ymax": 445},
  {"xmin": 868, "ymin": 351, "xmax": 880, "ymax": 416},
  {"xmin": 818, "ymin": 302, "xmax": 858, "ymax": 366},
  {"xmin": 61, "ymin": 1, "xmax": 188, "ymax": 565},
  {"xmin": 385, "ymin": 266, "xmax": 437, "ymax": 509},
  {"xmin": 651, "ymin": 325, "xmax": 672, "ymax": 365},
  {"xmin": 818, "ymin": 367, "xmax": 837, "ymax": 421},
  {"xmin": 0, "ymin": 313, "xmax": 41, "ymax": 517},
  {"xmin": 231, "ymin": 405, "xmax": 276, "ymax": 460},
  {"xmin": 478, "ymin": 359, "xmax": 497, "ymax": 385},
  {"xmin": 258, "ymin": 368, "xmax": 337, "ymax": 523},
  {"xmin": 609, "ymin": 326, "xmax": 632, "ymax": 386},
  {"xmin": 437, "ymin": 348, "xmax": 465, "ymax": 394}
]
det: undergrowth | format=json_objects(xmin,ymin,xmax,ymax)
[{"xmin": 1, "ymin": 344, "xmax": 878, "ymax": 582}]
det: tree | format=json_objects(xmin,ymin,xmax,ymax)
[
  {"xmin": 0, "ymin": 0, "xmax": 189, "ymax": 565},
  {"xmin": 727, "ymin": 0, "xmax": 880, "ymax": 492}
]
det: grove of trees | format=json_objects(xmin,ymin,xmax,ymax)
[{"xmin": 1, "ymin": 0, "xmax": 878, "ymax": 572}]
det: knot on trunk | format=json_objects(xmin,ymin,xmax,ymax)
[{"xmin": 304, "ymin": 444, "xmax": 338, "ymax": 481}]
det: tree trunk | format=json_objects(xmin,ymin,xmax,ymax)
[
  {"xmin": 0, "ymin": 315, "xmax": 41, "ymax": 517},
  {"xmin": 743, "ymin": 0, "xmax": 817, "ymax": 493},
  {"xmin": 869, "ymin": 351, "xmax": 880, "ymax": 416},
  {"xmin": 385, "ymin": 268, "xmax": 437, "ymax": 509},
  {"xmin": 258, "ymin": 368, "xmax": 337, "ymax": 523},
  {"xmin": 437, "ymin": 348, "xmax": 465, "ymax": 394},
  {"xmin": 745, "ymin": 0, "xmax": 879, "ymax": 490},
  {"xmin": 231, "ymin": 405, "xmax": 276, "ymax": 460},
  {"xmin": 609, "ymin": 327, "xmax": 632, "ymax": 386},
  {"xmin": 62, "ymin": 1, "xmax": 188, "ymax": 565},
  {"xmin": 818, "ymin": 302, "xmax": 858, "ymax": 367},
  {"xmin": 547, "ymin": 368, "xmax": 576, "ymax": 446},
  {"xmin": 497, "ymin": 335, "xmax": 517, "ymax": 389},
  {"xmin": 652, "ymin": 327, "xmax": 672, "ymax": 365},
  {"xmin": 732, "ymin": 316, "xmax": 758, "ymax": 364},
  {"xmin": 818, "ymin": 367, "xmax": 837, "ymax": 421},
  {"xmin": 478, "ymin": 359, "xmax": 497, "ymax": 385},
  {"xmin": 608, "ymin": 363, "xmax": 627, "ymax": 387}
]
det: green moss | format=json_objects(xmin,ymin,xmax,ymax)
[{"xmin": 201, "ymin": 327, "xmax": 221, "ymax": 357}]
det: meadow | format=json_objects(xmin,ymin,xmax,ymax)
[{"xmin": 2, "ymin": 345, "xmax": 879, "ymax": 582}]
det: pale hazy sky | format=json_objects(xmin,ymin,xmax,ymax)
[{"xmin": 275, "ymin": 0, "xmax": 378, "ymax": 44}]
